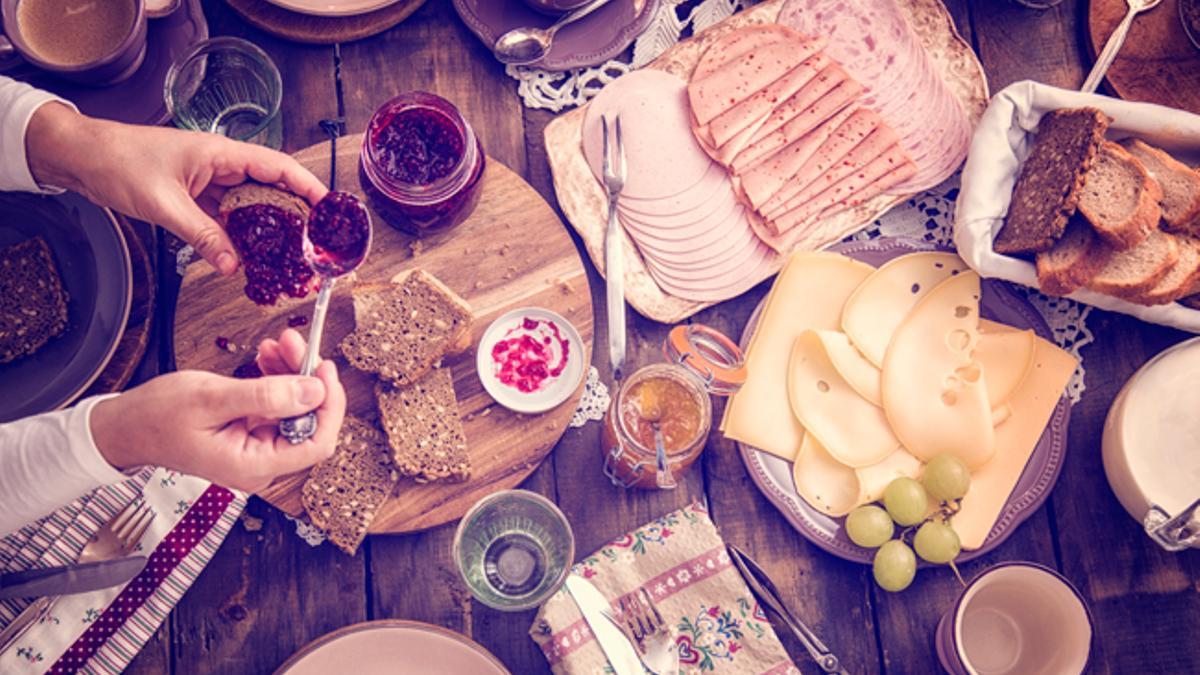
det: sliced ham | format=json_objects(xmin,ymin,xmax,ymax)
[
  {"xmin": 736, "ymin": 106, "xmax": 856, "ymax": 211},
  {"xmin": 731, "ymin": 78, "xmax": 862, "ymax": 174},
  {"xmin": 745, "ymin": 62, "xmax": 847, "ymax": 148},
  {"xmin": 618, "ymin": 163, "xmax": 728, "ymax": 218},
  {"xmin": 708, "ymin": 52, "xmax": 831, "ymax": 149},
  {"xmin": 693, "ymin": 24, "xmax": 802, "ymax": 80},
  {"xmin": 689, "ymin": 38, "xmax": 823, "ymax": 126},
  {"xmin": 766, "ymin": 123, "xmax": 902, "ymax": 220},
  {"xmin": 770, "ymin": 152, "xmax": 917, "ymax": 234}
]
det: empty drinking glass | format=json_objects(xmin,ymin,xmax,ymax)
[{"xmin": 165, "ymin": 37, "xmax": 282, "ymax": 148}]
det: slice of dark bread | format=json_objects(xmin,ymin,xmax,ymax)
[
  {"xmin": 1078, "ymin": 141, "xmax": 1162, "ymax": 250},
  {"xmin": 1035, "ymin": 216, "xmax": 1114, "ymax": 296},
  {"xmin": 0, "ymin": 237, "xmax": 69, "ymax": 364},
  {"xmin": 340, "ymin": 269, "xmax": 473, "ymax": 386},
  {"xmin": 376, "ymin": 367, "xmax": 470, "ymax": 484},
  {"xmin": 218, "ymin": 183, "xmax": 310, "ymax": 222},
  {"xmin": 301, "ymin": 415, "xmax": 399, "ymax": 555},
  {"xmin": 1129, "ymin": 236, "xmax": 1200, "ymax": 306},
  {"xmin": 1121, "ymin": 139, "xmax": 1200, "ymax": 234},
  {"xmin": 1087, "ymin": 228, "xmax": 1179, "ymax": 298},
  {"xmin": 994, "ymin": 108, "xmax": 1110, "ymax": 255}
]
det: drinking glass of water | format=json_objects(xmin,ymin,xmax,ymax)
[
  {"xmin": 165, "ymin": 37, "xmax": 282, "ymax": 149},
  {"xmin": 452, "ymin": 490, "xmax": 574, "ymax": 611}
]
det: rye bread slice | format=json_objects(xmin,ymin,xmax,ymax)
[
  {"xmin": 1035, "ymin": 216, "xmax": 1114, "ymax": 296},
  {"xmin": 1121, "ymin": 139, "xmax": 1200, "ymax": 234},
  {"xmin": 301, "ymin": 415, "xmax": 399, "ymax": 555},
  {"xmin": 1129, "ymin": 236, "xmax": 1200, "ymax": 305},
  {"xmin": 994, "ymin": 108, "xmax": 1109, "ymax": 255},
  {"xmin": 340, "ymin": 269, "xmax": 473, "ymax": 386},
  {"xmin": 376, "ymin": 367, "xmax": 470, "ymax": 483},
  {"xmin": 218, "ymin": 183, "xmax": 310, "ymax": 222},
  {"xmin": 1087, "ymin": 228, "xmax": 1179, "ymax": 298},
  {"xmin": 0, "ymin": 237, "xmax": 69, "ymax": 364},
  {"xmin": 1078, "ymin": 141, "xmax": 1163, "ymax": 250}
]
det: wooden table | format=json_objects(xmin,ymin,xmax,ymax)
[{"xmin": 120, "ymin": 1, "xmax": 1200, "ymax": 672}]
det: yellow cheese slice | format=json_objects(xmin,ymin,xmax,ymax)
[
  {"xmin": 788, "ymin": 330, "xmax": 900, "ymax": 467},
  {"xmin": 792, "ymin": 434, "xmax": 862, "ymax": 517},
  {"xmin": 841, "ymin": 252, "xmax": 969, "ymax": 367},
  {"xmin": 812, "ymin": 330, "xmax": 881, "ymax": 406},
  {"xmin": 722, "ymin": 253, "xmax": 874, "ymax": 460},
  {"xmin": 992, "ymin": 403, "xmax": 1013, "ymax": 427},
  {"xmin": 977, "ymin": 320, "xmax": 1037, "ymax": 406},
  {"xmin": 881, "ymin": 271, "xmax": 996, "ymax": 469},
  {"xmin": 855, "ymin": 448, "xmax": 923, "ymax": 504},
  {"xmin": 954, "ymin": 336, "xmax": 1077, "ymax": 549}
]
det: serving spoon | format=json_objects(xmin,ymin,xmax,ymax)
[
  {"xmin": 492, "ymin": 0, "xmax": 614, "ymax": 65},
  {"xmin": 1081, "ymin": 0, "xmax": 1163, "ymax": 93}
]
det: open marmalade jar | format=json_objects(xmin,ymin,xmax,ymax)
[{"xmin": 602, "ymin": 325, "xmax": 746, "ymax": 489}]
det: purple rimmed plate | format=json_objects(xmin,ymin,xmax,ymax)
[
  {"xmin": 737, "ymin": 237, "xmax": 1072, "ymax": 565},
  {"xmin": 452, "ymin": 0, "xmax": 659, "ymax": 72}
]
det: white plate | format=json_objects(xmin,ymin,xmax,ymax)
[
  {"xmin": 262, "ymin": 0, "xmax": 402, "ymax": 18},
  {"xmin": 476, "ymin": 307, "xmax": 585, "ymax": 415},
  {"xmin": 275, "ymin": 620, "xmax": 509, "ymax": 674}
]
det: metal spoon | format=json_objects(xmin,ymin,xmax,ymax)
[
  {"xmin": 651, "ymin": 423, "xmax": 677, "ymax": 490},
  {"xmin": 492, "ymin": 0, "xmax": 614, "ymax": 65},
  {"xmin": 1081, "ymin": 0, "xmax": 1163, "ymax": 93}
]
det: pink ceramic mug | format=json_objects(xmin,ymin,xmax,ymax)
[
  {"xmin": 520, "ymin": 0, "xmax": 597, "ymax": 15},
  {"xmin": 0, "ymin": 0, "xmax": 148, "ymax": 86},
  {"xmin": 935, "ymin": 562, "xmax": 1093, "ymax": 675}
]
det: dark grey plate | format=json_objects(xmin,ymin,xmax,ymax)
[{"xmin": 0, "ymin": 192, "xmax": 132, "ymax": 423}]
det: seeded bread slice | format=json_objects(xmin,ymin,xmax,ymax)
[
  {"xmin": 1035, "ymin": 217, "xmax": 1114, "ymax": 296},
  {"xmin": 0, "ymin": 237, "xmax": 69, "ymax": 364},
  {"xmin": 218, "ymin": 182, "xmax": 310, "ymax": 222},
  {"xmin": 376, "ymin": 367, "xmax": 470, "ymax": 483},
  {"xmin": 1121, "ymin": 139, "xmax": 1200, "ymax": 234},
  {"xmin": 1087, "ymin": 228, "xmax": 1179, "ymax": 298},
  {"xmin": 1078, "ymin": 141, "xmax": 1163, "ymax": 250},
  {"xmin": 300, "ymin": 415, "xmax": 399, "ymax": 555},
  {"xmin": 1128, "ymin": 236, "xmax": 1200, "ymax": 305},
  {"xmin": 994, "ymin": 108, "xmax": 1110, "ymax": 255},
  {"xmin": 340, "ymin": 269, "xmax": 473, "ymax": 386}
]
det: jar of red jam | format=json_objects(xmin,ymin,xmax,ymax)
[
  {"xmin": 359, "ymin": 91, "xmax": 486, "ymax": 234},
  {"xmin": 602, "ymin": 325, "xmax": 746, "ymax": 489}
]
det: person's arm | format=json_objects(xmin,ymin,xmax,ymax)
[{"xmin": 0, "ymin": 77, "xmax": 77, "ymax": 193}]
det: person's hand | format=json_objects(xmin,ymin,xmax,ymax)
[
  {"xmin": 25, "ymin": 102, "xmax": 328, "ymax": 275},
  {"xmin": 90, "ymin": 330, "xmax": 345, "ymax": 493}
]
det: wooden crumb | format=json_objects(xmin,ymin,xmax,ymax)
[
  {"xmin": 474, "ymin": 280, "xmax": 485, "ymax": 289},
  {"xmin": 409, "ymin": 240, "xmax": 425, "ymax": 256},
  {"xmin": 240, "ymin": 514, "xmax": 263, "ymax": 532}
]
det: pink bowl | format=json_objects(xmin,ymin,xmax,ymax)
[{"xmin": 520, "ymin": 0, "xmax": 594, "ymax": 14}]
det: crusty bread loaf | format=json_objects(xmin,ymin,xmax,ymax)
[
  {"xmin": 301, "ymin": 415, "xmax": 399, "ymax": 555},
  {"xmin": 1087, "ymin": 228, "xmax": 1179, "ymax": 298},
  {"xmin": 376, "ymin": 368, "xmax": 470, "ymax": 483},
  {"xmin": 994, "ymin": 108, "xmax": 1109, "ymax": 255},
  {"xmin": 1121, "ymin": 139, "xmax": 1200, "ymax": 234},
  {"xmin": 218, "ymin": 183, "xmax": 310, "ymax": 222},
  {"xmin": 1035, "ymin": 217, "xmax": 1113, "ymax": 296},
  {"xmin": 0, "ymin": 237, "xmax": 69, "ymax": 364},
  {"xmin": 1078, "ymin": 142, "xmax": 1162, "ymax": 250},
  {"xmin": 1129, "ymin": 236, "xmax": 1200, "ymax": 305},
  {"xmin": 340, "ymin": 269, "xmax": 473, "ymax": 386}
]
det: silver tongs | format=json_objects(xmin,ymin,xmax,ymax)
[
  {"xmin": 601, "ymin": 114, "xmax": 627, "ymax": 381},
  {"xmin": 727, "ymin": 544, "xmax": 850, "ymax": 675}
]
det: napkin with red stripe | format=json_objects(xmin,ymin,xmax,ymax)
[
  {"xmin": 0, "ymin": 468, "xmax": 244, "ymax": 674},
  {"xmin": 530, "ymin": 503, "xmax": 799, "ymax": 675}
]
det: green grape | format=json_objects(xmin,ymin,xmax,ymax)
[
  {"xmin": 883, "ymin": 477, "xmax": 928, "ymax": 526},
  {"xmin": 913, "ymin": 521, "xmax": 962, "ymax": 564},
  {"xmin": 922, "ymin": 454, "xmax": 971, "ymax": 503},
  {"xmin": 872, "ymin": 540, "xmax": 916, "ymax": 592},
  {"xmin": 845, "ymin": 505, "xmax": 894, "ymax": 548}
]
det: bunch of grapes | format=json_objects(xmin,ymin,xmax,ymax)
[{"xmin": 844, "ymin": 453, "xmax": 972, "ymax": 592}]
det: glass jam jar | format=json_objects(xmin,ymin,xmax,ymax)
[
  {"xmin": 358, "ymin": 91, "xmax": 486, "ymax": 234},
  {"xmin": 602, "ymin": 325, "xmax": 746, "ymax": 489}
]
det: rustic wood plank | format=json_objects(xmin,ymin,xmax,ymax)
[{"xmin": 969, "ymin": 0, "xmax": 1087, "ymax": 91}]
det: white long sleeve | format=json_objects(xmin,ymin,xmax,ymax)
[
  {"xmin": 0, "ymin": 76, "xmax": 76, "ymax": 193},
  {"xmin": 0, "ymin": 396, "xmax": 128, "ymax": 536}
]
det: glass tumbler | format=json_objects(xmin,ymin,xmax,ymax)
[
  {"xmin": 165, "ymin": 37, "xmax": 282, "ymax": 148},
  {"xmin": 452, "ymin": 490, "xmax": 574, "ymax": 611}
]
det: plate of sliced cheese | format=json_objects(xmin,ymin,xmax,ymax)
[{"xmin": 724, "ymin": 238, "xmax": 1077, "ymax": 564}]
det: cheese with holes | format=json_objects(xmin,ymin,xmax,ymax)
[
  {"xmin": 813, "ymin": 330, "xmax": 881, "ymax": 405},
  {"xmin": 842, "ymin": 252, "xmax": 969, "ymax": 367},
  {"xmin": 977, "ymin": 320, "xmax": 1036, "ymax": 407},
  {"xmin": 722, "ymin": 253, "xmax": 874, "ymax": 460},
  {"xmin": 954, "ymin": 335, "xmax": 1077, "ymax": 549},
  {"xmin": 881, "ymin": 272, "xmax": 995, "ymax": 468},
  {"xmin": 855, "ymin": 448, "xmax": 923, "ymax": 504},
  {"xmin": 788, "ymin": 330, "xmax": 900, "ymax": 467},
  {"xmin": 792, "ymin": 433, "xmax": 862, "ymax": 516}
]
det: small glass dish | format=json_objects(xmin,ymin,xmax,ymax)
[{"xmin": 165, "ymin": 37, "xmax": 282, "ymax": 148}]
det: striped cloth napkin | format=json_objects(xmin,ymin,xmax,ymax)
[{"xmin": 0, "ymin": 468, "xmax": 245, "ymax": 674}]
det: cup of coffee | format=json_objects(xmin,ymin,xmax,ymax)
[
  {"xmin": 520, "ymin": 0, "xmax": 597, "ymax": 15},
  {"xmin": 0, "ymin": 0, "xmax": 148, "ymax": 85},
  {"xmin": 935, "ymin": 562, "xmax": 1093, "ymax": 675}
]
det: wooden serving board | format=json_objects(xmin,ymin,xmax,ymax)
[
  {"xmin": 544, "ymin": 0, "xmax": 989, "ymax": 324},
  {"xmin": 1088, "ymin": 0, "xmax": 1200, "ymax": 115},
  {"xmin": 226, "ymin": 0, "xmax": 427, "ymax": 44},
  {"xmin": 174, "ymin": 135, "xmax": 593, "ymax": 533}
]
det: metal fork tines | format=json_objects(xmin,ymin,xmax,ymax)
[
  {"xmin": 608, "ymin": 588, "xmax": 678, "ymax": 675},
  {"xmin": 601, "ymin": 114, "xmax": 628, "ymax": 381}
]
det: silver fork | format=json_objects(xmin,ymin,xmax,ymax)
[
  {"xmin": 601, "ymin": 114, "xmax": 628, "ymax": 381},
  {"xmin": 608, "ymin": 588, "xmax": 678, "ymax": 675},
  {"xmin": 0, "ymin": 500, "xmax": 156, "ymax": 652}
]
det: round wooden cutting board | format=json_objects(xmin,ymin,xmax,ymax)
[
  {"xmin": 1088, "ymin": 0, "xmax": 1200, "ymax": 114},
  {"xmin": 173, "ymin": 135, "xmax": 593, "ymax": 533}
]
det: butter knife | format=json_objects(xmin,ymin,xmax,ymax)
[
  {"xmin": 564, "ymin": 575, "xmax": 643, "ymax": 675},
  {"xmin": 601, "ymin": 115, "xmax": 628, "ymax": 380}
]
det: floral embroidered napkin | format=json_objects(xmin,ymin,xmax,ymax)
[{"xmin": 530, "ymin": 503, "xmax": 799, "ymax": 675}]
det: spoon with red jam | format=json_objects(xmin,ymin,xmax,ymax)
[{"xmin": 279, "ymin": 191, "xmax": 372, "ymax": 444}]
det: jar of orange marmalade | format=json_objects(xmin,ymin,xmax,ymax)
[{"xmin": 602, "ymin": 324, "xmax": 746, "ymax": 489}]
